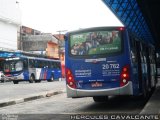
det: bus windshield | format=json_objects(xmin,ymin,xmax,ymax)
[
  {"xmin": 3, "ymin": 60, "xmax": 23, "ymax": 73},
  {"xmin": 70, "ymin": 30, "xmax": 122, "ymax": 56}
]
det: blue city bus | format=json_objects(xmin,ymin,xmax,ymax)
[
  {"xmin": 65, "ymin": 27, "xmax": 157, "ymax": 102},
  {"xmin": 0, "ymin": 52, "xmax": 61, "ymax": 84}
]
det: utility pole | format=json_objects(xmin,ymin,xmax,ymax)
[
  {"xmin": 56, "ymin": 30, "xmax": 67, "ymax": 40},
  {"xmin": 56, "ymin": 30, "xmax": 67, "ymax": 59}
]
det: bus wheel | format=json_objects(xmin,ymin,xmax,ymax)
[
  {"xmin": 29, "ymin": 75, "xmax": 35, "ymax": 83},
  {"xmin": 13, "ymin": 80, "xmax": 19, "ymax": 84},
  {"xmin": 48, "ymin": 75, "xmax": 54, "ymax": 82},
  {"xmin": 1, "ymin": 80, "xmax": 4, "ymax": 83},
  {"xmin": 35, "ymin": 80, "xmax": 41, "ymax": 83},
  {"xmin": 93, "ymin": 96, "xmax": 108, "ymax": 102}
]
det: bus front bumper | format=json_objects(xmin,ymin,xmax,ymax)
[
  {"xmin": 66, "ymin": 81, "xmax": 133, "ymax": 98},
  {"xmin": 2, "ymin": 73, "xmax": 24, "ymax": 81}
]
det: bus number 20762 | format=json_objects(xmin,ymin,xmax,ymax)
[{"xmin": 102, "ymin": 64, "xmax": 119, "ymax": 69}]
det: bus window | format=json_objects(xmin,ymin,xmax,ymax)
[
  {"xmin": 3, "ymin": 60, "xmax": 24, "ymax": 72},
  {"xmin": 47, "ymin": 61, "xmax": 51, "ymax": 68},
  {"xmin": 44, "ymin": 61, "xmax": 48, "ymax": 68},
  {"xmin": 29, "ymin": 59, "xmax": 35, "ymax": 68},
  {"xmin": 129, "ymin": 35, "xmax": 137, "ymax": 63},
  {"xmin": 42, "ymin": 61, "xmax": 46, "ymax": 68},
  {"xmin": 34, "ymin": 60, "xmax": 38, "ymax": 68},
  {"xmin": 51, "ymin": 62, "xmax": 55, "ymax": 68},
  {"xmin": 48, "ymin": 61, "xmax": 51, "ymax": 68},
  {"xmin": 55, "ymin": 63, "xmax": 58, "ymax": 69},
  {"xmin": 4, "ymin": 64, "xmax": 10, "ymax": 72},
  {"xmin": 23, "ymin": 59, "xmax": 28, "ymax": 69},
  {"xmin": 39, "ymin": 60, "xmax": 43, "ymax": 68},
  {"xmin": 37, "ymin": 60, "xmax": 41, "ymax": 68},
  {"xmin": 57, "ymin": 62, "xmax": 61, "ymax": 69},
  {"xmin": 15, "ymin": 61, "xmax": 23, "ymax": 71}
]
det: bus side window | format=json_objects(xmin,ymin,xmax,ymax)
[
  {"xmin": 23, "ymin": 59, "xmax": 28, "ymax": 69},
  {"xmin": 37, "ymin": 60, "xmax": 40, "ymax": 68},
  {"xmin": 41, "ymin": 61, "xmax": 45, "ymax": 68},
  {"xmin": 57, "ymin": 62, "xmax": 61, "ymax": 69},
  {"xmin": 55, "ymin": 63, "xmax": 57, "ymax": 69},
  {"xmin": 51, "ymin": 62, "xmax": 55, "ymax": 68},
  {"xmin": 130, "ymin": 35, "xmax": 137, "ymax": 63},
  {"xmin": 44, "ymin": 61, "xmax": 48, "ymax": 68},
  {"xmin": 29, "ymin": 59, "xmax": 35, "ymax": 68},
  {"xmin": 47, "ymin": 61, "xmax": 51, "ymax": 68},
  {"xmin": 140, "ymin": 43, "xmax": 145, "ymax": 63},
  {"xmin": 38, "ymin": 60, "xmax": 44, "ymax": 68},
  {"xmin": 54, "ymin": 62, "xmax": 60, "ymax": 69},
  {"xmin": 34, "ymin": 60, "xmax": 38, "ymax": 68}
]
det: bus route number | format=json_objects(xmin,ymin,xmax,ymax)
[{"xmin": 102, "ymin": 64, "xmax": 119, "ymax": 69}]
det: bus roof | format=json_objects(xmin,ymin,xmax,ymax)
[
  {"xmin": 66, "ymin": 26, "xmax": 125, "ymax": 34},
  {"xmin": 20, "ymin": 56, "xmax": 60, "ymax": 62}
]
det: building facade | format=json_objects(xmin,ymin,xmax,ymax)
[
  {"xmin": 20, "ymin": 26, "xmax": 59, "ymax": 59},
  {"xmin": 0, "ymin": 0, "xmax": 21, "ymax": 50}
]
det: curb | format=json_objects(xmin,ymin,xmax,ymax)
[{"xmin": 0, "ymin": 90, "xmax": 64, "ymax": 108}]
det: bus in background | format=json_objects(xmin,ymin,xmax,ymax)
[
  {"xmin": 65, "ymin": 27, "xmax": 157, "ymax": 102},
  {"xmin": 0, "ymin": 61, "xmax": 4, "ymax": 82},
  {"xmin": 1, "ymin": 53, "xmax": 61, "ymax": 84}
]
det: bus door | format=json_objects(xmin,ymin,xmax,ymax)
[
  {"xmin": 139, "ymin": 43, "xmax": 150, "ymax": 95},
  {"xmin": 150, "ymin": 49, "xmax": 157, "ymax": 87},
  {"xmin": 129, "ymin": 36, "xmax": 141, "ymax": 94},
  {"xmin": 134, "ymin": 41, "xmax": 143, "ymax": 93},
  {"xmin": 156, "ymin": 52, "xmax": 160, "ymax": 78}
]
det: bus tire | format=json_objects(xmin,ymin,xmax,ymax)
[
  {"xmin": 1, "ymin": 80, "xmax": 4, "ymax": 83},
  {"xmin": 29, "ymin": 74, "xmax": 35, "ymax": 83},
  {"xmin": 48, "ymin": 75, "xmax": 54, "ymax": 82},
  {"xmin": 93, "ymin": 96, "xmax": 108, "ymax": 102},
  {"xmin": 35, "ymin": 80, "xmax": 41, "ymax": 83},
  {"xmin": 13, "ymin": 80, "xmax": 19, "ymax": 84}
]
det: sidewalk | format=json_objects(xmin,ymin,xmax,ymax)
[
  {"xmin": 0, "ymin": 81, "xmax": 66, "ymax": 108},
  {"xmin": 140, "ymin": 80, "xmax": 160, "ymax": 114}
]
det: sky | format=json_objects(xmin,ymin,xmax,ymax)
[{"xmin": 17, "ymin": 0, "xmax": 123, "ymax": 34}]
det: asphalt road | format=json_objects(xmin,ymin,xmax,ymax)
[
  {"xmin": 0, "ymin": 92, "xmax": 149, "ymax": 120},
  {"xmin": 0, "ymin": 79, "xmax": 59, "ymax": 85},
  {"xmin": 0, "ymin": 79, "xmax": 154, "ymax": 120}
]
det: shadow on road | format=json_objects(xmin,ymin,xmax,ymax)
[{"xmin": 78, "ymin": 95, "xmax": 151, "ymax": 114}]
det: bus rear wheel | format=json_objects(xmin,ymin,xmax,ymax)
[
  {"xmin": 1, "ymin": 80, "xmax": 4, "ymax": 83},
  {"xmin": 48, "ymin": 75, "xmax": 54, "ymax": 82},
  {"xmin": 93, "ymin": 96, "xmax": 108, "ymax": 102},
  {"xmin": 13, "ymin": 80, "xmax": 19, "ymax": 84},
  {"xmin": 35, "ymin": 80, "xmax": 41, "ymax": 83},
  {"xmin": 29, "ymin": 75, "xmax": 35, "ymax": 83}
]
